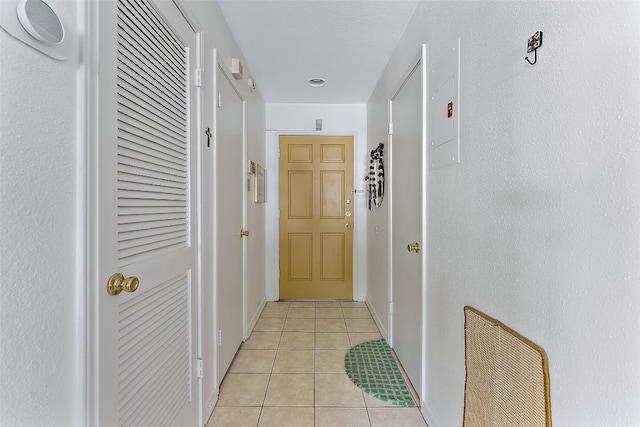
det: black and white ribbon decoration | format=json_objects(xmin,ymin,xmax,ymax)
[{"xmin": 365, "ymin": 143, "xmax": 385, "ymax": 210}]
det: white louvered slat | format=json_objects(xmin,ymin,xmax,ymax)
[
  {"xmin": 118, "ymin": 147, "xmax": 186, "ymax": 177},
  {"xmin": 118, "ymin": 237, "xmax": 188, "ymax": 265},
  {"xmin": 117, "ymin": 38, "xmax": 186, "ymax": 103},
  {"xmin": 117, "ymin": 181, "xmax": 187, "ymax": 197},
  {"xmin": 117, "ymin": 78, "xmax": 185, "ymax": 131},
  {"xmin": 118, "ymin": 1, "xmax": 185, "ymax": 67},
  {"xmin": 118, "ymin": 163, "xmax": 186, "ymax": 186},
  {"xmin": 118, "ymin": 91, "xmax": 185, "ymax": 137},
  {"xmin": 118, "ymin": 112, "xmax": 186, "ymax": 155},
  {"xmin": 116, "ymin": 0, "xmax": 190, "ymax": 268},
  {"xmin": 118, "ymin": 200, "xmax": 187, "ymax": 209},
  {"xmin": 118, "ymin": 217, "xmax": 186, "ymax": 232},
  {"xmin": 118, "ymin": 273, "xmax": 191, "ymax": 427}
]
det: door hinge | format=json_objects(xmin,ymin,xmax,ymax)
[
  {"xmin": 217, "ymin": 92, "xmax": 222, "ymax": 108},
  {"xmin": 277, "ymin": 148, "xmax": 281, "ymax": 158},
  {"xmin": 195, "ymin": 68, "xmax": 202, "ymax": 87},
  {"xmin": 218, "ymin": 329, "xmax": 222, "ymax": 345},
  {"xmin": 278, "ymin": 268, "xmax": 280, "ymax": 279},
  {"xmin": 389, "ymin": 301, "xmax": 394, "ymax": 315},
  {"xmin": 197, "ymin": 358, "xmax": 203, "ymax": 378},
  {"xmin": 388, "ymin": 122, "xmax": 394, "ymax": 135}
]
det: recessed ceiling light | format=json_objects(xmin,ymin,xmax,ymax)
[{"xmin": 308, "ymin": 78, "xmax": 326, "ymax": 87}]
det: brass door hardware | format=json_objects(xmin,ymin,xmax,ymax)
[
  {"xmin": 345, "ymin": 223, "xmax": 352, "ymax": 229},
  {"xmin": 107, "ymin": 273, "xmax": 139, "ymax": 296},
  {"xmin": 240, "ymin": 229, "xmax": 250, "ymax": 237},
  {"xmin": 407, "ymin": 242, "xmax": 420, "ymax": 253}
]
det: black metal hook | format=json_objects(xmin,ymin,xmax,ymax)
[
  {"xmin": 525, "ymin": 49, "xmax": 537, "ymax": 65},
  {"xmin": 525, "ymin": 31, "xmax": 542, "ymax": 65}
]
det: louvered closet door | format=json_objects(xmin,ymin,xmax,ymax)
[{"xmin": 97, "ymin": 1, "xmax": 199, "ymax": 426}]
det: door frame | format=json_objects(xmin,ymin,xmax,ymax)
[
  {"xmin": 265, "ymin": 131, "xmax": 366, "ymax": 302},
  {"xmin": 387, "ymin": 44, "xmax": 429, "ymax": 406},
  {"xmin": 83, "ymin": 1, "xmax": 205, "ymax": 425}
]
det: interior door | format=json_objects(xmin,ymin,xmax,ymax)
[
  {"xmin": 215, "ymin": 66, "xmax": 245, "ymax": 381},
  {"xmin": 97, "ymin": 0, "xmax": 199, "ymax": 425},
  {"xmin": 279, "ymin": 135, "xmax": 354, "ymax": 300},
  {"xmin": 390, "ymin": 52, "xmax": 425, "ymax": 398}
]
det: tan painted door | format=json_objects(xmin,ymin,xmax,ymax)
[
  {"xmin": 96, "ymin": 0, "xmax": 199, "ymax": 425},
  {"xmin": 279, "ymin": 135, "xmax": 353, "ymax": 299}
]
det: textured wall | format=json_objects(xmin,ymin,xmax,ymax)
[
  {"xmin": 0, "ymin": 1, "xmax": 81, "ymax": 426},
  {"xmin": 364, "ymin": 96, "xmax": 391, "ymax": 338},
  {"xmin": 368, "ymin": 1, "xmax": 640, "ymax": 426}
]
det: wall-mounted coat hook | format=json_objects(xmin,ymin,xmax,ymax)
[{"xmin": 525, "ymin": 31, "xmax": 542, "ymax": 65}]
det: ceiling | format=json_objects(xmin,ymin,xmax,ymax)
[{"xmin": 216, "ymin": 0, "xmax": 419, "ymax": 104}]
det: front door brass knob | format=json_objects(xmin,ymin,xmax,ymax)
[
  {"xmin": 407, "ymin": 242, "xmax": 420, "ymax": 253},
  {"xmin": 240, "ymin": 229, "xmax": 249, "ymax": 237},
  {"xmin": 107, "ymin": 273, "xmax": 139, "ymax": 296}
]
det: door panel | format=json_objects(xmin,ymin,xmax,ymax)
[
  {"xmin": 391, "ymin": 57, "xmax": 424, "ymax": 399},
  {"xmin": 98, "ymin": 0, "xmax": 199, "ymax": 425},
  {"xmin": 279, "ymin": 135, "xmax": 353, "ymax": 300},
  {"xmin": 215, "ymin": 67, "xmax": 245, "ymax": 381}
]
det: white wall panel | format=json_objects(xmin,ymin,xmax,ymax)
[{"xmin": 368, "ymin": 2, "xmax": 640, "ymax": 426}]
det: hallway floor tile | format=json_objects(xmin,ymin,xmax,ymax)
[{"xmin": 206, "ymin": 301, "xmax": 427, "ymax": 427}]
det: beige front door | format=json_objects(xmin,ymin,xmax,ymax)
[{"xmin": 279, "ymin": 135, "xmax": 354, "ymax": 299}]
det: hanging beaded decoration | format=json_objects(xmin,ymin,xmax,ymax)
[{"xmin": 365, "ymin": 143, "xmax": 385, "ymax": 210}]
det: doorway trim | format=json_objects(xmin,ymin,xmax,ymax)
[{"xmin": 265, "ymin": 130, "xmax": 366, "ymax": 302}]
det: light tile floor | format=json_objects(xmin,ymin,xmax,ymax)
[{"xmin": 206, "ymin": 301, "xmax": 428, "ymax": 427}]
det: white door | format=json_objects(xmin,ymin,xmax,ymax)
[
  {"xmin": 97, "ymin": 0, "xmax": 200, "ymax": 425},
  {"xmin": 390, "ymin": 49, "xmax": 426, "ymax": 399},
  {"xmin": 215, "ymin": 65, "xmax": 245, "ymax": 382}
]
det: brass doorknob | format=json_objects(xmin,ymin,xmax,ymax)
[
  {"xmin": 240, "ymin": 229, "xmax": 249, "ymax": 237},
  {"xmin": 345, "ymin": 223, "xmax": 352, "ymax": 229},
  {"xmin": 107, "ymin": 273, "xmax": 139, "ymax": 296},
  {"xmin": 407, "ymin": 242, "xmax": 420, "ymax": 253}
]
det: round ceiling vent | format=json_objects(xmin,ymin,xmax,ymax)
[{"xmin": 308, "ymin": 78, "xmax": 326, "ymax": 88}]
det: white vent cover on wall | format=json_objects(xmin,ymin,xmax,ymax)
[{"xmin": 0, "ymin": 0, "xmax": 70, "ymax": 60}]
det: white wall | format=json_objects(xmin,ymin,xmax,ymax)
[
  {"xmin": 0, "ymin": 1, "xmax": 267, "ymax": 425},
  {"xmin": 0, "ymin": 1, "xmax": 82, "ymax": 426},
  {"xmin": 368, "ymin": 1, "xmax": 640, "ymax": 426},
  {"xmin": 265, "ymin": 104, "xmax": 368, "ymax": 301},
  {"xmin": 365, "ymin": 92, "xmax": 392, "ymax": 339}
]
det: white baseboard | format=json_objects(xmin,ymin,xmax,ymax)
[
  {"xmin": 245, "ymin": 297, "xmax": 267, "ymax": 340},
  {"xmin": 422, "ymin": 405, "xmax": 439, "ymax": 427},
  {"xmin": 203, "ymin": 392, "xmax": 218, "ymax": 426},
  {"xmin": 365, "ymin": 298, "xmax": 388, "ymax": 341}
]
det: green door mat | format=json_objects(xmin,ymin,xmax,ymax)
[{"xmin": 344, "ymin": 339, "xmax": 416, "ymax": 407}]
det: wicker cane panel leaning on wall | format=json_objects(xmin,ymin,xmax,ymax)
[{"xmin": 463, "ymin": 306, "xmax": 552, "ymax": 427}]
